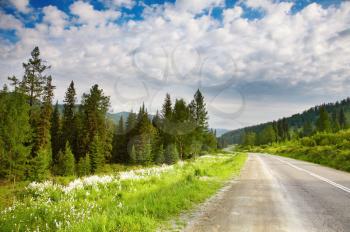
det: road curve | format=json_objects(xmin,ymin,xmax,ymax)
[{"xmin": 184, "ymin": 153, "xmax": 350, "ymax": 232}]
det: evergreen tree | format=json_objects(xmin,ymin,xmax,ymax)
[
  {"xmin": 316, "ymin": 107, "xmax": 331, "ymax": 132},
  {"xmin": 172, "ymin": 98, "xmax": 192, "ymax": 159},
  {"xmin": 51, "ymin": 101, "xmax": 61, "ymax": 165},
  {"xmin": 57, "ymin": 142, "xmax": 75, "ymax": 176},
  {"xmin": 89, "ymin": 135, "xmax": 105, "ymax": 173},
  {"xmin": 77, "ymin": 154, "xmax": 90, "ymax": 177},
  {"xmin": 81, "ymin": 84, "xmax": 110, "ymax": 158},
  {"xmin": 33, "ymin": 76, "xmax": 55, "ymax": 154},
  {"xmin": 243, "ymin": 131, "xmax": 256, "ymax": 146},
  {"xmin": 129, "ymin": 145, "xmax": 136, "ymax": 164},
  {"xmin": 339, "ymin": 108, "xmax": 347, "ymax": 129},
  {"xmin": 62, "ymin": 81, "xmax": 76, "ymax": 150},
  {"xmin": 29, "ymin": 148, "xmax": 50, "ymax": 181},
  {"xmin": 112, "ymin": 116, "xmax": 127, "ymax": 163},
  {"xmin": 302, "ymin": 120, "xmax": 313, "ymax": 137},
  {"xmin": 20, "ymin": 47, "xmax": 50, "ymax": 108},
  {"xmin": 165, "ymin": 144, "xmax": 179, "ymax": 165},
  {"xmin": 154, "ymin": 144, "xmax": 165, "ymax": 164},
  {"xmin": 189, "ymin": 89, "xmax": 208, "ymax": 131},
  {"xmin": 0, "ymin": 91, "xmax": 31, "ymax": 181}
]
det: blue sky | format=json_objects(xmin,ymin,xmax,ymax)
[
  {"xmin": 0, "ymin": 0, "xmax": 342, "ymax": 42},
  {"xmin": 0, "ymin": 0, "xmax": 349, "ymax": 129}
]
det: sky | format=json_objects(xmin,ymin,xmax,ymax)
[{"xmin": 0, "ymin": 0, "xmax": 349, "ymax": 130}]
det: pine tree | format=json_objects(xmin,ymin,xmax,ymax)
[
  {"xmin": 89, "ymin": 135, "xmax": 105, "ymax": 173},
  {"xmin": 0, "ymin": 91, "xmax": 31, "ymax": 181},
  {"xmin": 189, "ymin": 89, "xmax": 208, "ymax": 130},
  {"xmin": 33, "ymin": 76, "xmax": 55, "ymax": 154},
  {"xmin": 172, "ymin": 98, "xmax": 192, "ymax": 159},
  {"xmin": 339, "ymin": 108, "xmax": 347, "ymax": 129},
  {"xmin": 129, "ymin": 145, "xmax": 136, "ymax": 164},
  {"xmin": 161, "ymin": 93, "xmax": 174, "ymax": 144},
  {"xmin": 20, "ymin": 47, "xmax": 50, "ymax": 108},
  {"xmin": 112, "ymin": 116, "xmax": 127, "ymax": 163},
  {"xmin": 77, "ymin": 154, "xmax": 90, "ymax": 177},
  {"xmin": 81, "ymin": 84, "xmax": 110, "ymax": 157},
  {"xmin": 29, "ymin": 148, "xmax": 50, "ymax": 181},
  {"xmin": 302, "ymin": 120, "xmax": 313, "ymax": 137},
  {"xmin": 62, "ymin": 81, "xmax": 76, "ymax": 151},
  {"xmin": 51, "ymin": 102, "xmax": 61, "ymax": 165},
  {"xmin": 154, "ymin": 144, "xmax": 165, "ymax": 164},
  {"xmin": 57, "ymin": 142, "xmax": 75, "ymax": 176},
  {"xmin": 165, "ymin": 144, "xmax": 179, "ymax": 165},
  {"xmin": 316, "ymin": 107, "xmax": 331, "ymax": 132}
]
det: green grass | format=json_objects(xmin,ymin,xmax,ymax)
[
  {"xmin": 243, "ymin": 129, "xmax": 350, "ymax": 172},
  {"xmin": 0, "ymin": 152, "xmax": 247, "ymax": 231}
]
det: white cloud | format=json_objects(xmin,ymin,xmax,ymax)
[
  {"xmin": 9, "ymin": 0, "xmax": 30, "ymax": 13},
  {"xmin": 0, "ymin": 0, "xmax": 350, "ymax": 129},
  {"xmin": 70, "ymin": 1, "xmax": 120, "ymax": 26},
  {"xmin": 100, "ymin": 0, "xmax": 136, "ymax": 9},
  {"xmin": 0, "ymin": 10, "xmax": 22, "ymax": 30}
]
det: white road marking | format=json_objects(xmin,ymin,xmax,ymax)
[{"xmin": 269, "ymin": 155, "xmax": 350, "ymax": 194}]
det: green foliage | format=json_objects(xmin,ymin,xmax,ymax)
[
  {"xmin": 29, "ymin": 148, "xmax": 51, "ymax": 181},
  {"xmin": 129, "ymin": 145, "xmax": 137, "ymax": 164},
  {"xmin": 51, "ymin": 102, "xmax": 61, "ymax": 165},
  {"xmin": 154, "ymin": 144, "xmax": 165, "ymax": 164},
  {"xmin": 89, "ymin": 135, "xmax": 105, "ymax": 173},
  {"xmin": 57, "ymin": 143, "xmax": 75, "ymax": 176},
  {"xmin": 0, "ymin": 153, "xmax": 247, "ymax": 231},
  {"xmin": 0, "ymin": 91, "xmax": 31, "ymax": 180},
  {"xmin": 165, "ymin": 144, "xmax": 179, "ymax": 164},
  {"xmin": 253, "ymin": 129, "xmax": 350, "ymax": 172},
  {"xmin": 316, "ymin": 107, "xmax": 332, "ymax": 132},
  {"xmin": 77, "ymin": 154, "xmax": 91, "ymax": 177},
  {"xmin": 81, "ymin": 84, "xmax": 110, "ymax": 158},
  {"xmin": 62, "ymin": 81, "xmax": 77, "ymax": 154},
  {"xmin": 242, "ymin": 131, "xmax": 256, "ymax": 146}
]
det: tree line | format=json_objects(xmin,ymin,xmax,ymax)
[
  {"xmin": 239, "ymin": 105, "xmax": 348, "ymax": 147},
  {"xmin": 0, "ymin": 47, "xmax": 217, "ymax": 182},
  {"xmin": 219, "ymin": 97, "xmax": 350, "ymax": 147}
]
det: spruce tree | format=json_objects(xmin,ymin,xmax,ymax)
[
  {"xmin": 316, "ymin": 107, "xmax": 331, "ymax": 132},
  {"xmin": 154, "ymin": 144, "xmax": 165, "ymax": 164},
  {"xmin": 57, "ymin": 142, "xmax": 75, "ymax": 176},
  {"xmin": 77, "ymin": 154, "xmax": 90, "ymax": 176},
  {"xmin": 81, "ymin": 84, "xmax": 110, "ymax": 157},
  {"xmin": 112, "ymin": 116, "xmax": 127, "ymax": 163},
  {"xmin": 29, "ymin": 148, "xmax": 50, "ymax": 181},
  {"xmin": 0, "ymin": 91, "xmax": 31, "ymax": 181},
  {"xmin": 89, "ymin": 135, "xmax": 105, "ymax": 173},
  {"xmin": 302, "ymin": 121, "xmax": 313, "ymax": 137},
  {"xmin": 129, "ymin": 145, "xmax": 136, "ymax": 164},
  {"xmin": 51, "ymin": 102, "xmax": 61, "ymax": 165},
  {"xmin": 20, "ymin": 47, "xmax": 50, "ymax": 108},
  {"xmin": 34, "ymin": 76, "xmax": 55, "ymax": 152},
  {"xmin": 339, "ymin": 108, "xmax": 347, "ymax": 129},
  {"xmin": 165, "ymin": 144, "xmax": 179, "ymax": 165},
  {"xmin": 62, "ymin": 81, "xmax": 76, "ymax": 150}
]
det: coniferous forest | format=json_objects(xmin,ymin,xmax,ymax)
[{"xmin": 0, "ymin": 46, "xmax": 217, "ymax": 182}]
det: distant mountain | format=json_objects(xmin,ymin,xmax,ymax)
[
  {"xmin": 214, "ymin": 128, "xmax": 229, "ymax": 137},
  {"xmin": 219, "ymin": 97, "xmax": 350, "ymax": 146},
  {"xmin": 107, "ymin": 112, "xmax": 130, "ymax": 124}
]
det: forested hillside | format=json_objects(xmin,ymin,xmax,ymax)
[
  {"xmin": 219, "ymin": 98, "xmax": 350, "ymax": 147},
  {"xmin": 0, "ymin": 47, "xmax": 217, "ymax": 182}
]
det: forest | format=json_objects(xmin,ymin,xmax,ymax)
[
  {"xmin": 219, "ymin": 98, "xmax": 350, "ymax": 147},
  {"xmin": 0, "ymin": 47, "xmax": 217, "ymax": 182}
]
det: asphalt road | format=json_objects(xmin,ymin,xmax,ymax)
[{"xmin": 184, "ymin": 153, "xmax": 350, "ymax": 232}]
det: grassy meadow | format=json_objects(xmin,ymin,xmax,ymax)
[
  {"xmin": 245, "ymin": 129, "xmax": 350, "ymax": 172},
  {"xmin": 0, "ymin": 152, "xmax": 246, "ymax": 232}
]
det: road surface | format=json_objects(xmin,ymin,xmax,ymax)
[{"xmin": 184, "ymin": 153, "xmax": 350, "ymax": 232}]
